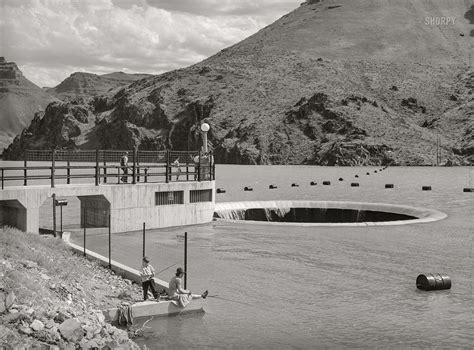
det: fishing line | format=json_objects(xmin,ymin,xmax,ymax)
[{"xmin": 206, "ymin": 295, "xmax": 259, "ymax": 308}]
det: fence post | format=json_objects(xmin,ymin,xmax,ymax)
[
  {"xmin": 132, "ymin": 148, "xmax": 137, "ymax": 185},
  {"xmin": 165, "ymin": 150, "xmax": 169, "ymax": 183},
  {"xmin": 108, "ymin": 214, "xmax": 111, "ymax": 269},
  {"xmin": 24, "ymin": 158, "xmax": 27, "ymax": 186},
  {"xmin": 95, "ymin": 149, "xmax": 99, "ymax": 186},
  {"xmin": 142, "ymin": 222, "xmax": 146, "ymax": 258},
  {"xmin": 67, "ymin": 160, "xmax": 71, "ymax": 184},
  {"xmin": 1, "ymin": 169, "xmax": 4, "ymax": 190},
  {"xmin": 184, "ymin": 231, "xmax": 188, "ymax": 289},
  {"xmin": 52, "ymin": 193, "xmax": 57, "ymax": 237},
  {"xmin": 83, "ymin": 207, "xmax": 86, "ymax": 257},
  {"xmin": 51, "ymin": 150, "xmax": 56, "ymax": 188}
]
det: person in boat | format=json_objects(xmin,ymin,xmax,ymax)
[
  {"xmin": 168, "ymin": 267, "xmax": 208, "ymax": 307},
  {"xmin": 140, "ymin": 256, "xmax": 159, "ymax": 301},
  {"xmin": 120, "ymin": 151, "xmax": 129, "ymax": 183}
]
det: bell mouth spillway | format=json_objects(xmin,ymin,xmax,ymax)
[{"xmin": 214, "ymin": 201, "xmax": 447, "ymax": 226}]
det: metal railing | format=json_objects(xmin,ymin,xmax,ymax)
[{"xmin": 1, "ymin": 149, "xmax": 215, "ymax": 189}]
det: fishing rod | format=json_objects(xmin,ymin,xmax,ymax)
[{"xmin": 155, "ymin": 261, "xmax": 180, "ymax": 275}]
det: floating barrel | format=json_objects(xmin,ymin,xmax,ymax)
[
  {"xmin": 422, "ymin": 186, "xmax": 432, "ymax": 191},
  {"xmin": 310, "ymin": 181, "xmax": 317, "ymax": 186},
  {"xmin": 385, "ymin": 184, "xmax": 394, "ymax": 189},
  {"xmin": 416, "ymin": 273, "xmax": 451, "ymax": 291},
  {"xmin": 244, "ymin": 186, "xmax": 253, "ymax": 191},
  {"xmin": 338, "ymin": 178, "xmax": 344, "ymax": 181},
  {"xmin": 322, "ymin": 181, "xmax": 331, "ymax": 185},
  {"xmin": 269, "ymin": 184, "xmax": 278, "ymax": 189},
  {"xmin": 216, "ymin": 188, "xmax": 226, "ymax": 194},
  {"xmin": 355, "ymin": 175, "xmax": 359, "ymax": 178},
  {"xmin": 463, "ymin": 188, "xmax": 473, "ymax": 192},
  {"xmin": 291, "ymin": 183, "xmax": 299, "ymax": 187},
  {"xmin": 351, "ymin": 183, "xmax": 359, "ymax": 187}
]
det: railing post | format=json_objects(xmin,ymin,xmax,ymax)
[
  {"xmin": 83, "ymin": 207, "xmax": 86, "ymax": 257},
  {"xmin": 144, "ymin": 168, "xmax": 148, "ymax": 183},
  {"xmin": 24, "ymin": 159, "xmax": 27, "ymax": 186},
  {"xmin": 1, "ymin": 169, "xmax": 4, "ymax": 190},
  {"xmin": 103, "ymin": 150, "xmax": 107, "ymax": 184},
  {"xmin": 132, "ymin": 148, "xmax": 137, "ymax": 184},
  {"xmin": 67, "ymin": 160, "xmax": 70, "ymax": 184},
  {"xmin": 95, "ymin": 149, "xmax": 99, "ymax": 186},
  {"xmin": 165, "ymin": 150, "xmax": 169, "ymax": 183},
  {"xmin": 51, "ymin": 150, "xmax": 56, "ymax": 188},
  {"xmin": 198, "ymin": 153, "xmax": 201, "ymax": 182}
]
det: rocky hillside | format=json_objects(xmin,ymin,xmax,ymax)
[
  {"xmin": 0, "ymin": 227, "xmax": 142, "ymax": 348},
  {"xmin": 4, "ymin": 0, "xmax": 473, "ymax": 165},
  {"xmin": 46, "ymin": 72, "xmax": 152, "ymax": 100},
  {"xmin": 0, "ymin": 57, "xmax": 56, "ymax": 151}
]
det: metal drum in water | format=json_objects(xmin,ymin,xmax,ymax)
[{"xmin": 416, "ymin": 273, "xmax": 451, "ymax": 291}]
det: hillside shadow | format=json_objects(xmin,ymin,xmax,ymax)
[{"xmin": 464, "ymin": 5, "xmax": 474, "ymax": 36}]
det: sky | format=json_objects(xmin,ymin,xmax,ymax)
[{"xmin": 1, "ymin": 0, "xmax": 300, "ymax": 87}]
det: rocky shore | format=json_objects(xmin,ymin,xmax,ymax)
[{"xmin": 0, "ymin": 227, "xmax": 144, "ymax": 349}]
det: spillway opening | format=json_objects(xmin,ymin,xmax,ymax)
[
  {"xmin": 213, "ymin": 201, "xmax": 447, "ymax": 226},
  {"xmin": 214, "ymin": 207, "xmax": 416, "ymax": 223}
]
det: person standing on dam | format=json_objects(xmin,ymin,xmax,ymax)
[
  {"xmin": 140, "ymin": 256, "xmax": 159, "ymax": 301},
  {"xmin": 168, "ymin": 267, "xmax": 208, "ymax": 307},
  {"xmin": 120, "ymin": 151, "xmax": 129, "ymax": 183}
]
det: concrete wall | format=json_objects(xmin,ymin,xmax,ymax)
[{"xmin": 0, "ymin": 181, "xmax": 215, "ymax": 234}]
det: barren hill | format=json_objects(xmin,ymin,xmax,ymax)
[
  {"xmin": 4, "ymin": 0, "xmax": 473, "ymax": 165},
  {"xmin": 46, "ymin": 71, "xmax": 152, "ymax": 100},
  {"xmin": 0, "ymin": 57, "xmax": 57, "ymax": 151}
]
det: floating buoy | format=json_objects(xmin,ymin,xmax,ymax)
[
  {"xmin": 244, "ymin": 186, "xmax": 253, "ymax": 191},
  {"xmin": 338, "ymin": 178, "xmax": 343, "ymax": 181},
  {"xmin": 291, "ymin": 183, "xmax": 299, "ymax": 187},
  {"xmin": 323, "ymin": 181, "xmax": 331, "ymax": 185},
  {"xmin": 366, "ymin": 172, "xmax": 370, "ymax": 175},
  {"xmin": 416, "ymin": 273, "xmax": 451, "ymax": 291},
  {"xmin": 374, "ymin": 170, "xmax": 378, "ymax": 173},
  {"xmin": 422, "ymin": 186, "xmax": 432, "ymax": 191},
  {"xmin": 310, "ymin": 181, "xmax": 317, "ymax": 186},
  {"xmin": 216, "ymin": 188, "xmax": 226, "ymax": 194},
  {"xmin": 351, "ymin": 183, "xmax": 359, "ymax": 187},
  {"xmin": 269, "ymin": 184, "xmax": 277, "ymax": 189},
  {"xmin": 355, "ymin": 175, "xmax": 359, "ymax": 178},
  {"xmin": 463, "ymin": 188, "xmax": 473, "ymax": 192},
  {"xmin": 385, "ymin": 184, "xmax": 394, "ymax": 189}
]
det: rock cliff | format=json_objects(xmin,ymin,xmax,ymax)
[{"xmin": 4, "ymin": 0, "xmax": 473, "ymax": 165}]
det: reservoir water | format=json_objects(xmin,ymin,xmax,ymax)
[{"xmin": 1, "ymin": 162, "xmax": 473, "ymax": 348}]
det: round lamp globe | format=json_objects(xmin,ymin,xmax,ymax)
[{"xmin": 201, "ymin": 123, "xmax": 210, "ymax": 132}]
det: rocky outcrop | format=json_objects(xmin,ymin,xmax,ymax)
[{"xmin": 0, "ymin": 57, "xmax": 56, "ymax": 151}]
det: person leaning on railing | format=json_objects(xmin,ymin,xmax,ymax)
[{"xmin": 120, "ymin": 152, "xmax": 129, "ymax": 183}]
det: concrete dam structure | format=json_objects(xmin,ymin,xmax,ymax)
[{"xmin": 0, "ymin": 149, "xmax": 216, "ymax": 234}]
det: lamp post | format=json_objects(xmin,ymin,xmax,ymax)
[
  {"xmin": 200, "ymin": 123, "xmax": 210, "ymax": 153},
  {"xmin": 54, "ymin": 199, "xmax": 68, "ymax": 234}
]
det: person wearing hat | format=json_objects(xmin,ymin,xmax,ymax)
[
  {"xmin": 140, "ymin": 256, "xmax": 159, "ymax": 301},
  {"xmin": 168, "ymin": 267, "xmax": 208, "ymax": 307},
  {"xmin": 120, "ymin": 151, "xmax": 129, "ymax": 183}
]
